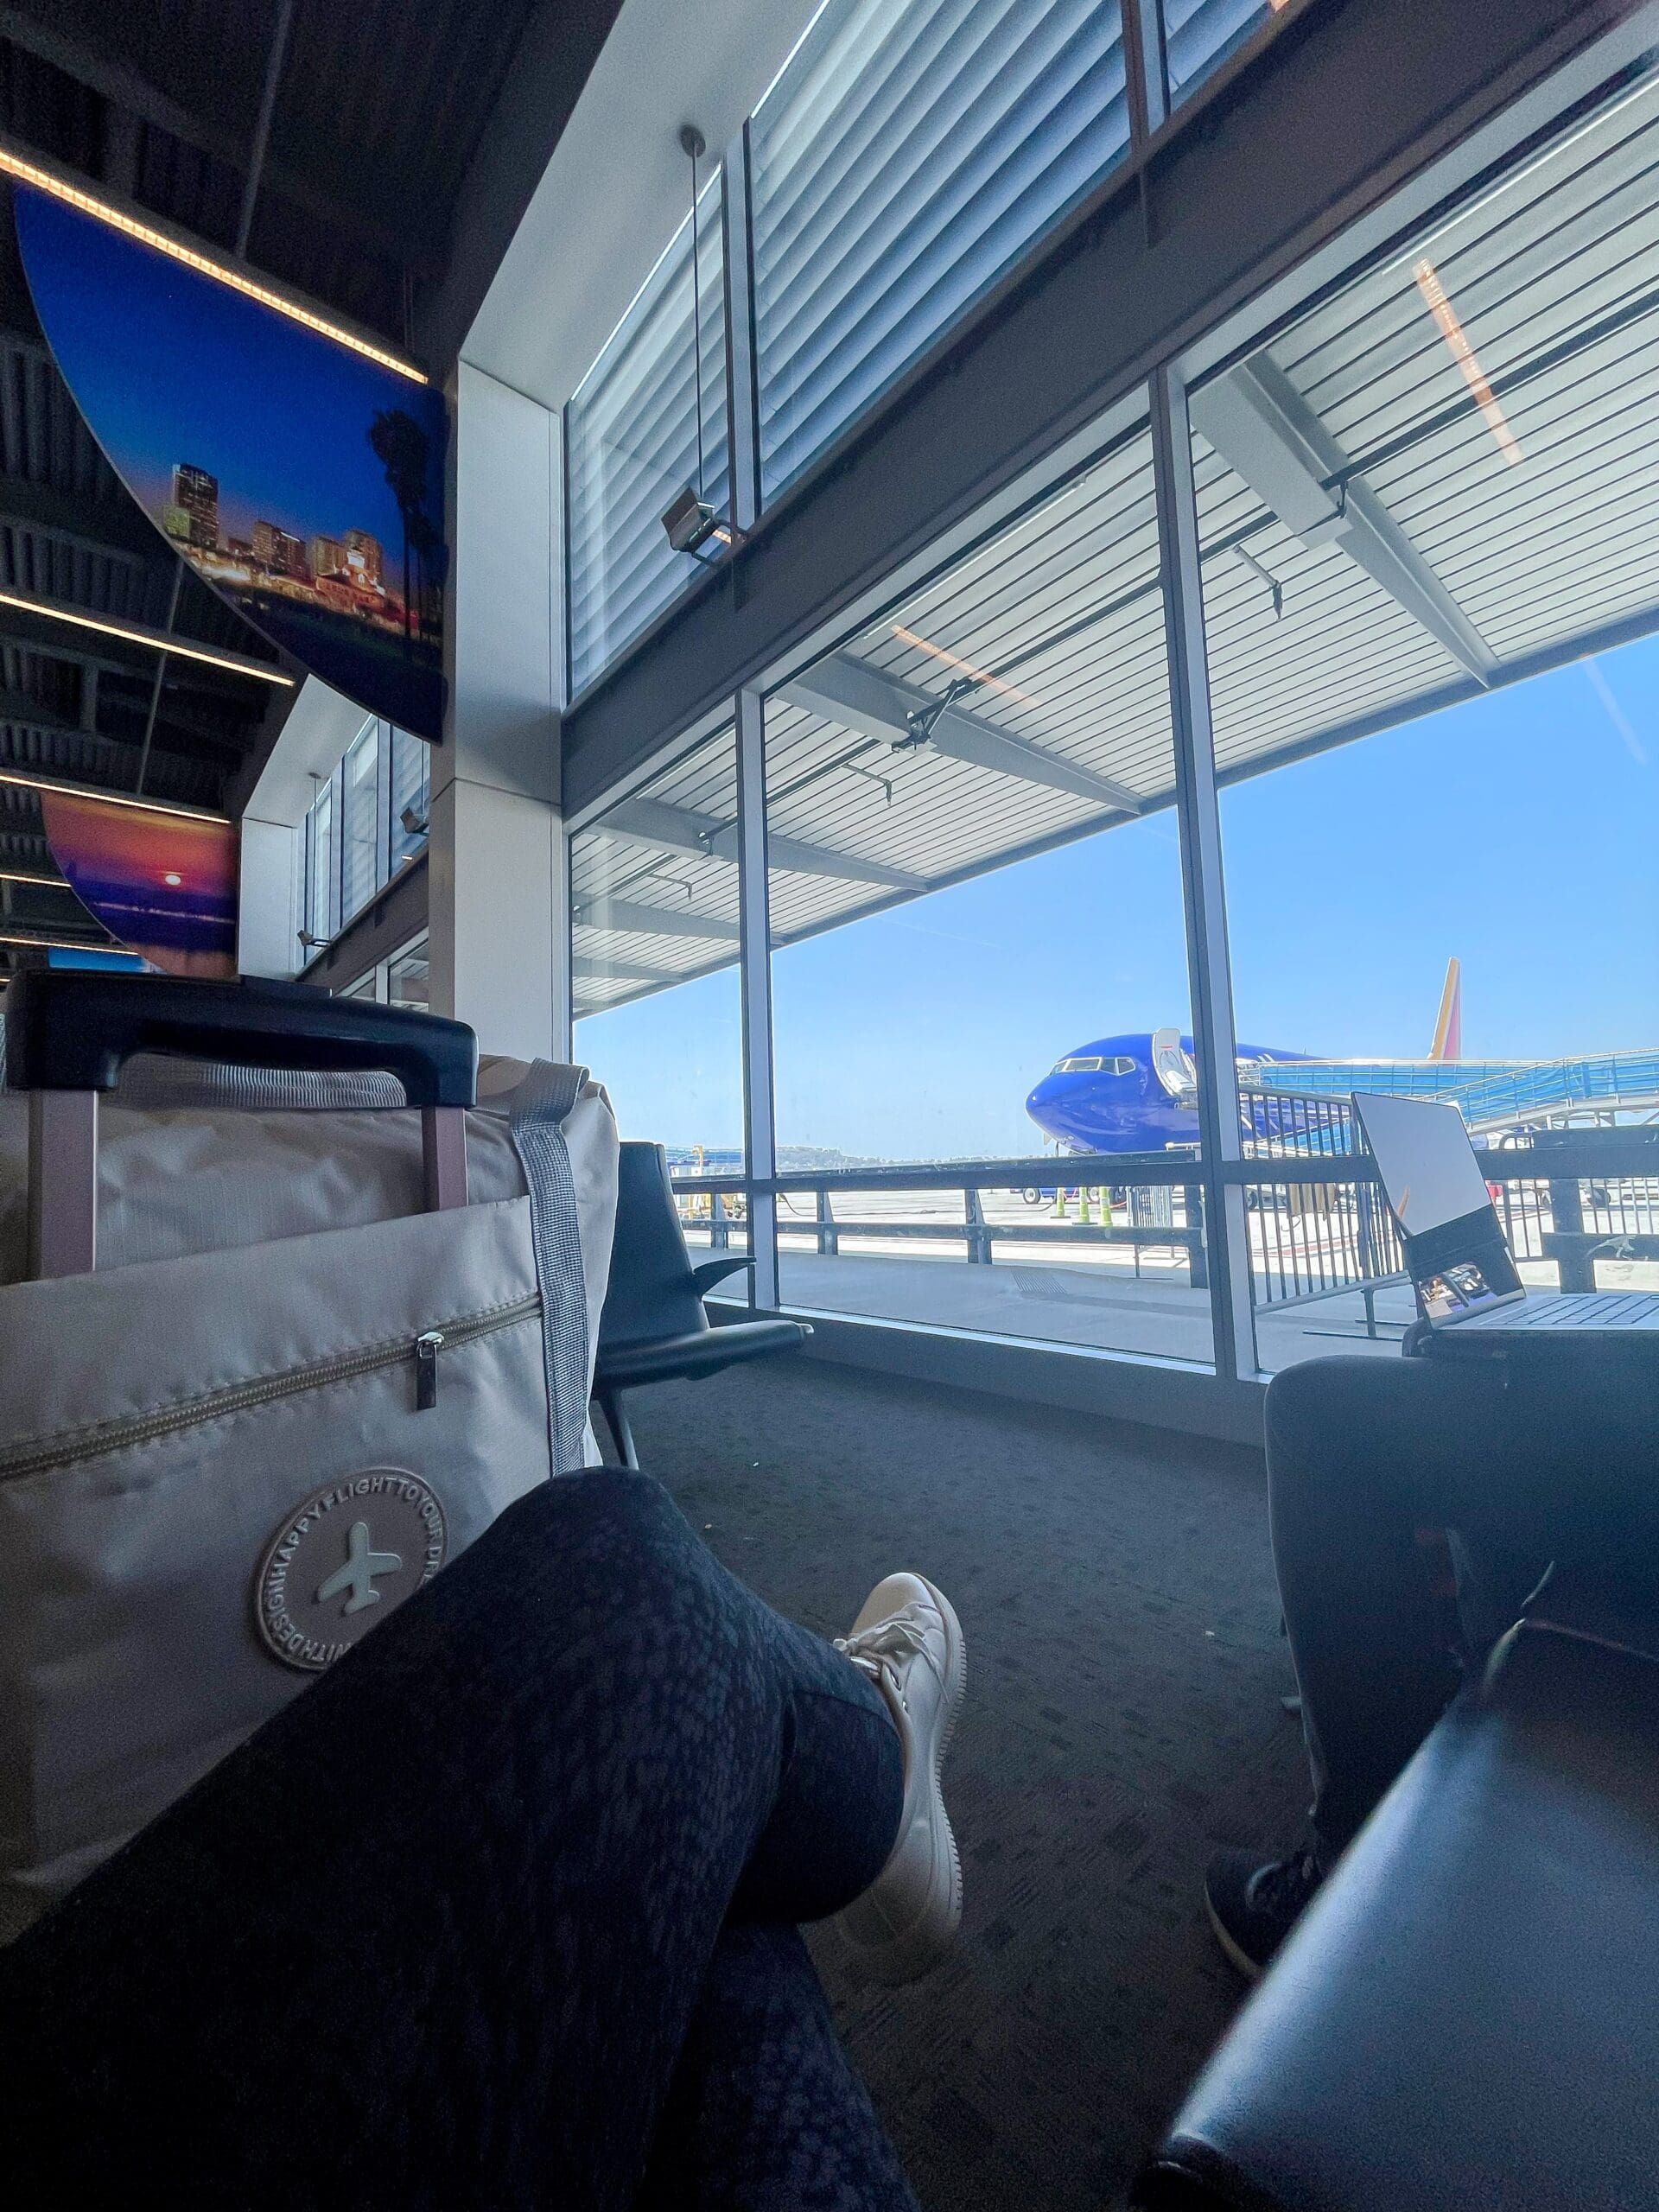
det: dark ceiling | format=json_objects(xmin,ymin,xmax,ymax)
[{"xmin": 0, "ymin": 0, "xmax": 624, "ymax": 965}]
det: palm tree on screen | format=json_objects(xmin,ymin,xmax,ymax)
[{"xmin": 369, "ymin": 409, "xmax": 429, "ymax": 649}]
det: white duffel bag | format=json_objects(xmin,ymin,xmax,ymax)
[{"xmin": 0, "ymin": 972, "xmax": 618, "ymax": 1938}]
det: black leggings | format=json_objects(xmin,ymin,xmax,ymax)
[
  {"xmin": 1268, "ymin": 1350, "xmax": 1659, "ymax": 1854},
  {"xmin": 1, "ymin": 1471, "xmax": 916, "ymax": 2211}
]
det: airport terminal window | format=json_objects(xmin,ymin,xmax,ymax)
[
  {"xmin": 570, "ymin": 724, "xmax": 747, "ymax": 1239},
  {"xmin": 748, "ymin": 0, "xmax": 1131, "ymax": 500},
  {"xmin": 340, "ymin": 719, "xmax": 382, "ymax": 927},
  {"xmin": 1192, "ymin": 67, "xmax": 1659, "ymax": 1370},
  {"xmin": 389, "ymin": 728, "xmax": 430, "ymax": 872},
  {"xmin": 764, "ymin": 414, "xmax": 1211, "ymax": 1365},
  {"xmin": 566, "ymin": 181, "xmax": 728, "ymax": 695},
  {"xmin": 386, "ymin": 935, "xmax": 429, "ymax": 1012},
  {"xmin": 298, "ymin": 723, "xmax": 428, "ymax": 963},
  {"xmin": 305, "ymin": 770, "xmax": 339, "ymax": 946},
  {"xmin": 1160, "ymin": 0, "xmax": 1277, "ymax": 109}
]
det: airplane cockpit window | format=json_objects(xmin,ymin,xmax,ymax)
[{"xmin": 1055, "ymin": 1055, "xmax": 1105, "ymax": 1072}]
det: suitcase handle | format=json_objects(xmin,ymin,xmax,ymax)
[
  {"xmin": 6, "ymin": 971, "xmax": 477, "ymax": 1107},
  {"xmin": 10, "ymin": 976, "xmax": 476, "ymax": 1274}
]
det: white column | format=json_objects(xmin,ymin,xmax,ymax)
[
  {"xmin": 237, "ymin": 813, "xmax": 302, "ymax": 977},
  {"xmin": 428, "ymin": 359, "xmax": 563, "ymax": 1060}
]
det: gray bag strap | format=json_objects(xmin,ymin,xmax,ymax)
[{"xmin": 508, "ymin": 1063, "xmax": 593, "ymax": 1472}]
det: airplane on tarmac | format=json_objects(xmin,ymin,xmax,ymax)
[{"xmin": 1024, "ymin": 960, "xmax": 1496, "ymax": 1158}]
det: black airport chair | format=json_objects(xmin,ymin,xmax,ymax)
[
  {"xmin": 592, "ymin": 1141, "xmax": 811, "ymax": 1468},
  {"xmin": 1133, "ymin": 1575, "xmax": 1659, "ymax": 2212}
]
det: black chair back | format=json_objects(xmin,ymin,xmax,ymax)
[{"xmin": 599, "ymin": 1141, "xmax": 712, "ymax": 1352}]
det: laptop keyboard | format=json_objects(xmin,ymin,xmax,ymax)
[{"xmin": 1465, "ymin": 1294, "xmax": 1659, "ymax": 1328}]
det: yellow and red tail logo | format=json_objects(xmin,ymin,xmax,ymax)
[{"xmin": 1428, "ymin": 957, "xmax": 1462, "ymax": 1061}]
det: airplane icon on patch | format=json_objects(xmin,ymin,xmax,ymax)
[{"xmin": 315, "ymin": 1520, "xmax": 402, "ymax": 1617}]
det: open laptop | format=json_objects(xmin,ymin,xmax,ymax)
[{"xmin": 1351, "ymin": 1090, "xmax": 1659, "ymax": 1344}]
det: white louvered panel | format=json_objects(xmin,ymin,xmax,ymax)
[
  {"xmin": 566, "ymin": 186, "xmax": 728, "ymax": 693},
  {"xmin": 750, "ymin": 0, "xmax": 1130, "ymax": 501}
]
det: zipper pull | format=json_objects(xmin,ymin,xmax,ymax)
[{"xmin": 415, "ymin": 1329, "xmax": 445, "ymax": 1411}]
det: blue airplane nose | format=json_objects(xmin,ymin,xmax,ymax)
[{"xmin": 1026, "ymin": 1071, "xmax": 1071, "ymax": 1139}]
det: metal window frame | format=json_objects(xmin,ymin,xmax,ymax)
[
  {"xmin": 374, "ymin": 717, "xmax": 395, "ymax": 894},
  {"xmin": 560, "ymin": 0, "xmax": 1192, "ymax": 717},
  {"xmin": 556, "ymin": 372, "xmax": 1250, "ymax": 1370},
  {"xmin": 734, "ymin": 684, "xmax": 777, "ymax": 1309},
  {"xmin": 550, "ymin": 0, "xmax": 1637, "ymax": 1399},
  {"xmin": 562, "ymin": 170, "xmax": 737, "ymax": 702},
  {"xmin": 1150, "ymin": 362, "xmax": 1254, "ymax": 1381}
]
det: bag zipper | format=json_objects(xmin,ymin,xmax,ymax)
[{"xmin": 0, "ymin": 1292, "xmax": 543, "ymax": 1485}]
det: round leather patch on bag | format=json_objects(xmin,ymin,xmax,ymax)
[{"xmin": 255, "ymin": 1470, "xmax": 448, "ymax": 1671}]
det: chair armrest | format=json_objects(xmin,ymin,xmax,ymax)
[{"xmin": 691, "ymin": 1255, "xmax": 756, "ymax": 1298}]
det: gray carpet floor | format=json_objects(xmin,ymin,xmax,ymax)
[{"xmin": 625, "ymin": 1353, "xmax": 1309, "ymax": 2212}]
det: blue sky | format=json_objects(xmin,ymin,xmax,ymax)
[
  {"xmin": 581, "ymin": 633, "xmax": 1659, "ymax": 1160},
  {"xmin": 15, "ymin": 186, "xmax": 444, "ymax": 550}
]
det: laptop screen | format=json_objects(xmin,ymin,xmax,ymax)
[
  {"xmin": 1351, "ymin": 1091, "xmax": 1522, "ymax": 1322},
  {"xmin": 1351, "ymin": 1092, "xmax": 1492, "ymax": 1233}
]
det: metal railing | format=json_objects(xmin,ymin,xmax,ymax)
[
  {"xmin": 681, "ymin": 1154, "xmax": 1210, "ymax": 1282},
  {"xmin": 669, "ymin": 1129, "xmax": 1659, "ymax": 1331}
]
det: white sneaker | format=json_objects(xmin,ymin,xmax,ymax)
[{"xmin": 833, "ymin": 1573, "xmax": 966, "ymax": 1985}]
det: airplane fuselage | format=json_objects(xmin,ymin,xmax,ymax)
[{"xmin": 1024, "ymin": 1030, "xmax": 1311, "ymax": 1154}]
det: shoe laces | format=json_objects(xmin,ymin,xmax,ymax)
[
  {"xmin": 835, "ymin": 1610, "xmax": 941, "ymax": 1703},
  {"xmin": 1250, "ymin": 1847, "xmax": 1322, "ymax": 1919}
]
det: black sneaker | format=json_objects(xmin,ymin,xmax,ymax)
[{"xmin": 1205, "ymin": 1847, "xmax": 1324, "ymax": 1979}]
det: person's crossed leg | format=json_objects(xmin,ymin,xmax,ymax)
[{"xmin": 0, "ymin": 1469, "xmax": 967, "ymax": 2210}]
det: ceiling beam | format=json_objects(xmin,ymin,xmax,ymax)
[
  {"xmin": 0, "ymin": 759, "xmax": 224, "ymax": 818},
  {"xmin": 782, "ymin": 652, "xmax": 1145, "ymax": 810},
  {"xmin": 570, "ymin": 953, "xmax": 715, "ymax": 985},
  {"xmin": 0, "ymin": 724, "xmax": 221, "ymax": 805},
  {"xmin": 0, "ymin": 603, "xmax": 280, "ymax": 700},
  {"xmin": 0, "ymin": 8, "xmax": 416, "ymax": 274},
  {"xmin": 1191, "ymin": 356, "xmax": 1497, "ymax": 683},
  {"xmin": 0, "ymin": 586, "xmax": 288, "ymax": 685},
  {"xmin": 572, "ymin": 894, "xmax": 740, "ymax": 942},
  {"xmin": 0, "ymin": 471, "xmax": 163, "ymax": 567},
  {"xmin": 598, "ymin": 793, "xmax": 925, "ymax": 890}
]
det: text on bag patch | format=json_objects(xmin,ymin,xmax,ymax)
[{"xmin": 254, "ymin": 1470, "xmax": 448, "ymax": 1671}]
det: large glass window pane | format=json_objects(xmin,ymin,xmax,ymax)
[
  {"xmin": 340, "ymin": 719, "xmax": 381, "ymax": 925},
  {"xmin": 766, "ymin": 416, "xmax": 1210, "ymax": 1364},
  {"xmin": 571, "ymin": 726, "xmax": 747, "ymax": 1249},
  {"xmin": 750, "ymin": 0, "xmax": 1131, "ymax": 501},
  {"xmin": 1161, "ymin": 0, "xmax": 1275, "ymax": 110},
  {"xmin": 306, "ymin": 772, "xmax": 337, "ymax": 946},
  {"xmin": 566, "ymin": 183, "xmax": 728, "ymax": 693},
  {"xmin": 386, "ymin": 934, "xmax": 429, "ymax": 1011},
  {"xmin": 1195, "ymin": 67, "xmax": 1659, "ymax": 1371},
  {"xmin": 390, "ymin": 728, "xmax": 429, "ymax": 870}
]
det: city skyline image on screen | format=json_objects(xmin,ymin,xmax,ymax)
[{"xmin": 12, "ymin": 183, "xmax": 448, "ymax": 742}]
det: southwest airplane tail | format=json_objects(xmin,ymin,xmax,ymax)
[
  {"xmin": 1429, "ymin": 957, "xmax": 1462, "ymax": 1060},
  {"xmin": 1027, "ymin": 962, "xmax": 1659, "ymax": 1154}
]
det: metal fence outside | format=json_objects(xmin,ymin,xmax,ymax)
[{"xmin": 669, "ymin": 1124, "xmax": 1659, "ymax": 1332}]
